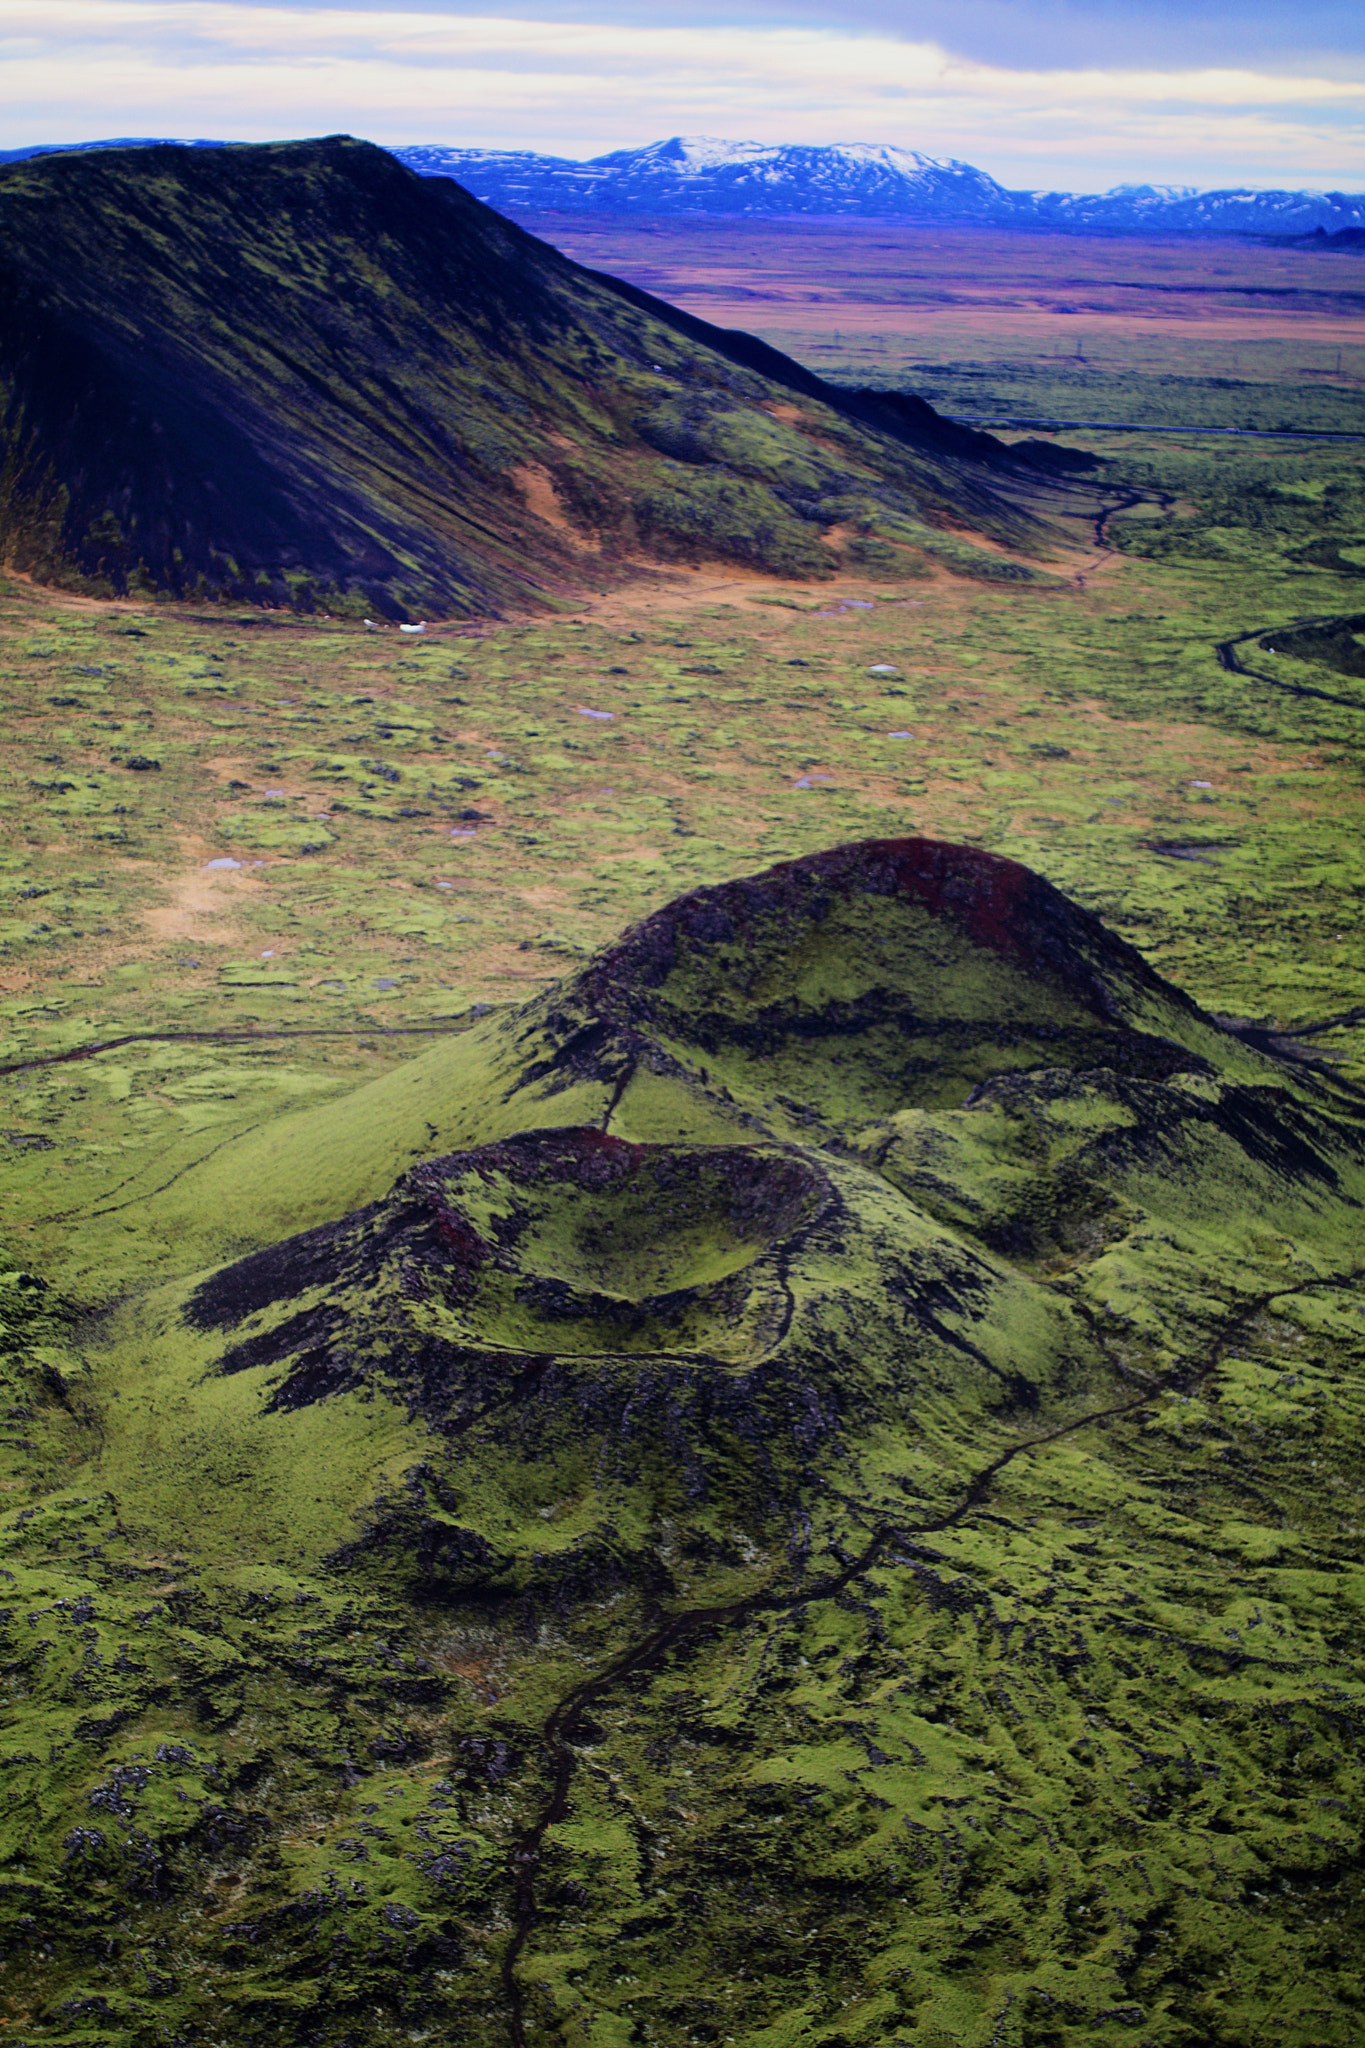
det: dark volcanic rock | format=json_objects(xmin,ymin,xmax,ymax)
[{"xmin": 0, "ymin": 140, "xmax": 1061, "ymax": 616}]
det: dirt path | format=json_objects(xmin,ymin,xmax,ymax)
[{"xmin": 0, "ymin": 1018, "xmax": 481, "ymax": 1082}]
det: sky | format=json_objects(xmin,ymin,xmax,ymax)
[{"xmin": 2, "ymin": 0, "xmax": 1363, "ymax": 192}]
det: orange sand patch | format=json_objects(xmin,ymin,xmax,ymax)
[
  {"xmin": 512, "ymin": 462, "xmax": 596, "ymax": 551},
  {"xmin": 142, "ymin": 837, "xmax": 267, "ymax": 947}
]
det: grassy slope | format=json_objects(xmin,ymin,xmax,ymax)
[
  {"xmin": 0, "ymin": 139, "xmax": 1064, "ymax": 620},
  {"xmin": 0, "ymin": 350, "xmax": 1360, "ymax": 2041}
]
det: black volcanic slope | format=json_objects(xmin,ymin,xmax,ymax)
[{"xmin": 0, "ymin": 137, "xmax": 1073, "ymax": 617}]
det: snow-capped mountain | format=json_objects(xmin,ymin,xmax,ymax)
[
  {"xmin": 5, "ymin": 136, "xmax": 1362, "ymax": 236},
  {"xmin": 574, "ymin": 137, "xmax": 1010, "ymax": 215},
  {"xmin": 395, "ymin": 137, "xmax": 1016, "ymax": 218},
  {"xmin": 1026, "ymin": 182, "xmax": 1365, "ymax": 234},
  {"xmin": 393, "ymin": 137, "xmax": 1365, "ymax": 235}
]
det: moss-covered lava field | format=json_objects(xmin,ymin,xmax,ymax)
[{"xmin": 0, "ymin": 182, "xmax": 1363, "ymax": 2046}]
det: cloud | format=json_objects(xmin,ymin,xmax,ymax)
[
  {"xmin": 64, "ymin": 0, "xmax": 1365, "ymax": 70},
  {"xmin": 2, "ymin": 1, "xmax": 1362, "ymax": 191}
]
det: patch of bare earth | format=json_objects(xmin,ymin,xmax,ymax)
[
  {"xmin": 142, "ymin": 838, "xmax": 265, "ymax": 948},
  {"xmin": 512, "ymin": 463, "xmax": 597, "ymax": 553}
]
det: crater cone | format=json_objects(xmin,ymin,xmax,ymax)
[
  {"xmin": 421, "ymin": 1129, "xmax": 821, "ymax": 1304},
  {"xmin": 185, "ymin": 1131, "xmax": 829, "ymax": 1405},
  {"xmin": 539, "ymin": 836, "xmax": 1228, "ymax": 1130},
  {"xmin": 140, "ymin": 837, "xmax": 1291, "ymax": 1275}
]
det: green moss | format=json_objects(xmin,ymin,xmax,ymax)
[
  {"xmin": 0, "ymin": 830, "xmax": 1361, "ymax": 2042},
  {"xmin": 217, "ymin": 811, "xmax": 338, "ymax": 854},
  {"xmin": 0, "ymin": 346, "xmax": 1362, "ymax": 2042},
  {"xmin": 632, "ymin": 473, "xmax": 835, "ymax": 577}
]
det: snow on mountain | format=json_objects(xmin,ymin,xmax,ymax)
[
  {"xmin": 4, "ymin": 136, "xmax": 1361, "ymax": 237},
  {"xmin": 393, "ymin": 137, "xmax": 1365, "ymax": 235},
  {"xmin": 397, "ymin": 137, "xmax": 1012, "ymax": 217},
  {"xmin": 1031, "ymin": 183, "xmax": 1365, "ymax": 233}
]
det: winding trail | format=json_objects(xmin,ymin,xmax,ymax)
[
  {"xmin": 1215, "ymin": 617, "xmax": 1365, "ymax": 715},
  {"xmin": 0, "ymin": 1017, "xmax": 481, "ymax": 1082},
  {"xmin": 1295, "ymin": 1002, "xmax": 1365, "ymax": 1042},
  {"xmin": 1089, "ymin": 486, "xmax": 1174, "ymax": 551},
  {"xmin": 1066, "ymin": 483, "xmax": 1174, "ymax": 585}
]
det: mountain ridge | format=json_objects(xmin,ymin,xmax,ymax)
[
  {"xmin": 393, "ymin": 136, "xmax": 1365, "ymax": 236},
  {"xmin": 3, "ymin": 134, "xmax": 1363, "ymax": 235}
]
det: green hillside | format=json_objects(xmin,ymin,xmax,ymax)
[
  {"xmin": 1, "ymin": 838, "xmax": 1362, "ymax": 2045},
  {"xmin": 0, "ymin": 140, "xmax": 1069, "ymax": 620}
]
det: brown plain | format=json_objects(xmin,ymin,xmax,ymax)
[{"xmin": 512, "ymin": 213, "xmax": 1365, "ymax": 386}]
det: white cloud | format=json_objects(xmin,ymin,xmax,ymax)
[{"xmin": 1, "ymin": 2, "xmax": 1362, "ymax": 189}]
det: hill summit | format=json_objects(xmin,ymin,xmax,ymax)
[{"xmin": 0, "ymin": 136, "xmax": 1066, "ymax": 618}]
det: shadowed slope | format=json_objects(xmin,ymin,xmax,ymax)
[{"xmin": 0, "ymin": 138, "xmax": 1074, "ymax": 617}]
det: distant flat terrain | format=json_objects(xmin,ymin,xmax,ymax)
[{"xmin": 515, "ymin": 213, "xmax": 1365, "ymax": 399}]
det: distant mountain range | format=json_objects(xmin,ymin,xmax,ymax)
[
  {"xmin": 395, "ymin": 137, "xmax": 1365, "ymax": 236},
  {"xmin": 3, "ymin": 134, "xmax": 1362, "ymax": 236}
]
